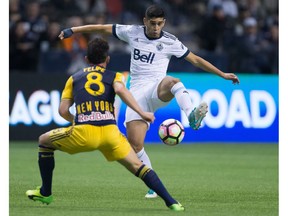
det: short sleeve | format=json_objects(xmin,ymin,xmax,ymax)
[
  {"xmin": 172, "ymin": 39, "xmax": 189, "ymax": 59},
  {"xmin": 113, "ymin": 72, "xmax": 125, "ymax": 83},
  {"xmin": 61, "ymin": 76, "xmax": 74, "ymax": 100},
  {"xmin": 112, "ymin": 24, "xmax": 133, "ymax": 43}
]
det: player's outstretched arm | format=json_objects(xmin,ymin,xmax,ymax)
[
  {"xmin": 113, "ymin": 81, "xmax": 155, "ymax": 123},
  {"xmin": 58, "ymin": 24, "xmax": 113, "ymax": 40},
  {"xmin": 185, "ymin": 52, "xmax": 240, "ymax": 84}
]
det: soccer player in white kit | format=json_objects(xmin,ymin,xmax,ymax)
[{"xmin": 59, "ymin": 4, "xmax": 240, "ymax": 198}]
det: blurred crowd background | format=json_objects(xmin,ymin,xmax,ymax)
[{"xmin": 9, "ymin": 0, "xmax": 278, "ymax": 75}]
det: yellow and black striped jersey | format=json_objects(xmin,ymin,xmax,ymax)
[{"xmin": 61, "ymin": 65, "xmax": 124, "ymax": 126}]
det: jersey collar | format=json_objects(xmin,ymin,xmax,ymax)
[{"xmin": 90, "ymin": 64, "xmax": 105, "ymax": 68}]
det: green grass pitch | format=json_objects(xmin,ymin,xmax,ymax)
[{"xmin": 9, "ymin": 142, "xmax": 278, "ymax": 216}]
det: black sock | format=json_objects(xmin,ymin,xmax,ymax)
[
  {"xmin": 135, "ymin": 165, "xmax": 177, "ymax": 206},
  {"xmin": 38, "ymin": 151, "xmax": 55, "ymax": 196}
]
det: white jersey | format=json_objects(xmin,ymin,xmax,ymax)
[{"xmin": 112, "ymin": 24, "xmax": 189, "ymax": 88}]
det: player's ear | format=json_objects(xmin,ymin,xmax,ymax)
[
  {"xmin": 106, "ymin": 56, "xmax": 110, "ymax": 65},
  {"xmin": 84, "ymin": 56, "xmax": 90, "ymax": 64},
  {"xmin": 143, "ymin": 17, "xmax": 147, "ymax": 26}
]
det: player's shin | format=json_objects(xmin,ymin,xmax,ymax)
[
  {"xmin": 135, "ymin": 164, "xmax": 177, "ymax": 206},
  {"xmin": 38, "ymin": 145, "xmax": 55, "ymax": 196},
  {"xmin": 171, "ymin": 82, "xmax": 193, "ymax": 117}
]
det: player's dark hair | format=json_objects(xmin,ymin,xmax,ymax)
[
  {"xmin": 145, "ymin": 5, "xmax": 165, "ymax": 19},
  {"xmin": 86, "ymin": 38, "xmax": 109, "ymax": 64}
]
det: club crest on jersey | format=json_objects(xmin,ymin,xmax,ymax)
[{"xmin": 156, "ymin": 43, "xmax": 163, "ymax": 51}]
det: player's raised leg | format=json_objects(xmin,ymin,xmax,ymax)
[
  {"xmin": 158, "ymin": 76, "xmax": 208, "ymax": 130},
  {"xmin": 117, "ymin": 149, "xmax": 184, "ymax": 211},
  {"xmin": 126, "ymin": 120, "xmax": 158, "ymax": 198}
]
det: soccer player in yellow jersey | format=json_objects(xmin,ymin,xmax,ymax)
[{"xmin": 25, "ymin": 38, "xmax": 184, "ymax": 211}]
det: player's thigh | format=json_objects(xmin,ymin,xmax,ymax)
[
  {"xmin": 157, "ymin": 76, "xmax": 180, "ymax": 101},
  {"xmin": 49, "ymin": 125, "xmax": 101, "ymax": 154},
  {"xmin": 98, "ymin": 125, "xmax": 132, "ymax": 161}
]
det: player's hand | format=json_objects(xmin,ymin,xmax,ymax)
[
  {"xmin": 58, "ymin": 28, "xmax": 74, "ymax": 40},
  {"xmin": 141, "ymin": 112, "xmax": 155, "ymax": 123},
  {"xmin": 223, "ymin": 73, "xmax": 240, "ymax": 84}
]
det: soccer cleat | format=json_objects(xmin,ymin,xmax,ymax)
[
  {"xmin": 169, "ymin": 202, "xmax": 185, "ymax": 211},
  {"xmin": 26, "ymin": 186, "xmax": 53, "ymax": 205},
  {"xmin": 145, "ymin": 189, "xmax": 158, "ymax": 198},
  {"xmin": 188, "ymin": 102, "xmax": 208, "ymax": 130}
]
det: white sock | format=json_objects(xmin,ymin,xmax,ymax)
[
  {"xmin": 137, "ymin": 148, "xmax": 153, "ymax": 169},
  {"xmin": 171, "ymin": 82, "xmax": 194, "ymax": 117}
]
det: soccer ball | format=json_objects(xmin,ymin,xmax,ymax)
[{"xmin": 158, "ymin": 119, "xmax": 185, "ymax": 146}]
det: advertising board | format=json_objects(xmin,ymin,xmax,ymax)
[{"xmin": 9, "ymin": 73, "xmax": 278, "ymax": 142}]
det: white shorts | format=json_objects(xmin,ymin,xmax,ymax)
[{"xmin": 124, "ymin": 79, "xmax": 170, "ymax": 128}]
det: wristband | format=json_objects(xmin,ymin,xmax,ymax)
[{"xmin": 63, "ymin": 28, "xmax": 74, "ymax": 38}]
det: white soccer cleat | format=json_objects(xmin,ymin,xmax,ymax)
[
  {"xmin": 145, "ymin": 189, "xmax": 158, "ymax": 198},
  {"xmin": 188, "ymin": 102, "xmax": 208, "ymax": 130}
]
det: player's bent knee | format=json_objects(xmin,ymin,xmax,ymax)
[
  {"xmin": 167, "ymin": 76, "xmax": 180, "ymax": 83},
  {"xmin": 162, "ymin": 77, "xmax": 180, "ymax": 89},
  {"xmin": 38, "ymin": 132, "xmax": 54, "ymax": 149},
  {"xmin": 38, "ymin": 133, "xmax": 48, "ymax": 145},
  {"xmin": 171, "ymin": 77, "xmax": 180, "ymax": 83}
]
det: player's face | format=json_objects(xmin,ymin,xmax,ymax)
[{"xmin": 144, "ymin": 17, "xmax": 166, "ymax": 38}]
